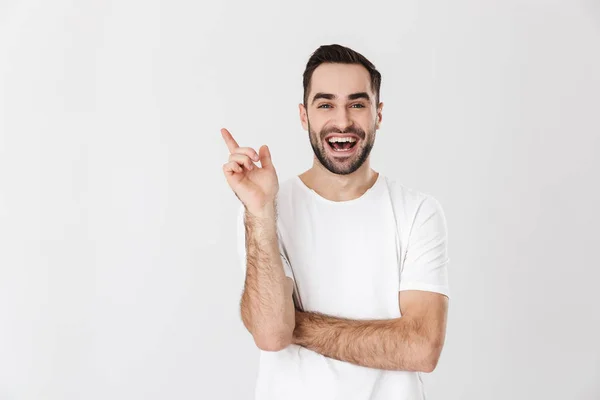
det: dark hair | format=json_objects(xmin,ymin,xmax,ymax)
[{"xmin": 302, "ymin": 44, "xmax": 382, "ymax": 106}]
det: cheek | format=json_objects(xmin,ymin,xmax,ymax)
[
  {"xmin": 359, "ymin": 111, "xmax": 376, "ymax": 124},
  {"xmin": 309, "ymin": 120, "xmax": 326, "ymax": 135}
]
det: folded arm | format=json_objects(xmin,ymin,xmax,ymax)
[{"xmin": 292, "ymin": 290, "xmax": 448, "ymax": 372}]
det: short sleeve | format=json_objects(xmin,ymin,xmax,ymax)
[
  {"xmin": 399, "ymin": 195, "xmax": 450, "ymax": 298},
  {"xmin": 236, "ymin": 205, "xmax": 295, "ymax": 281}
]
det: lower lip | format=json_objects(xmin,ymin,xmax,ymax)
[{"xmin": 324, "ymin": 139, "xmax": 359, "ymax": 157}]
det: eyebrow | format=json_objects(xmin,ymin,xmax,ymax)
[{"xmin": 311, "ymin": 92, "xmax": 371, "ymax": 105}]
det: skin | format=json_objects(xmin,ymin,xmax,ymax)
[
  {"xmin": 298, "ymin": 63, "xmax": 383, "ymax": 201},
  {"xmin": 221, "ymin": 130, "xmax": 295, "ymax": 351},
  {"xmin": 221, "ymin": 62, "xmax": 449, "ymax": 371}
]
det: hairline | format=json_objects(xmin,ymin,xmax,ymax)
[{"xmin": 304, "ymin": 62, "xmax": 380, "ymax": 107}]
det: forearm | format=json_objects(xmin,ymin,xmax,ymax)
[
  {"xmin": 292, "ymin": 310, "xmax": 438, "ymax": 372},
  {"xmin": 240, "ymin": 203, "xmax": 295, "ymax": 350}
]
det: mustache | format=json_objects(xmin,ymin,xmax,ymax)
[{"xmin": 320, "ymin": 125, "xmax": 366, "ymax": 140}]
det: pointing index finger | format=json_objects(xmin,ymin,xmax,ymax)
[{"xmin": 220, "ymin": 128, "xmax": 239, "ymax": 153}]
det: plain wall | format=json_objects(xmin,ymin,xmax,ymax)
[{"xmin": 1, "ymin": 0, "xmax": 599, "ymax": 399}]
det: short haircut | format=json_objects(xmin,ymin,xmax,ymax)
[{"xmin": 302, "ymin": 44, "xmax": 382, "ymax": 106}]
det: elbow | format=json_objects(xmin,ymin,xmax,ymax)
[
  {"xmin": 421, "ymin": 357, "xmax": 439, "ymax": 373},
  {"xmin": 420, "ymin": 340, "xmax": 443, "ymax": 373},
  {"xmin": 254, "ymin": 329, "xmax": 293, "ymax": 352}
]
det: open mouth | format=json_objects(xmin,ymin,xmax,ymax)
[{"xmin": 326, "ymin": 137, "xmax": 358, "ymax": 152}]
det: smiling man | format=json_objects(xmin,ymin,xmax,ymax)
[{"xmin": 221, "ymin": 44, "xmax": 450, "ymax": 400}]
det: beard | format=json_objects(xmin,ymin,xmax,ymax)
[{"xmin": 308, "ymin": 119, "xmax": 376, "ymax": 175}]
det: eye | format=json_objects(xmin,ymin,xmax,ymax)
[
  {"xmin": 317, "ymin": 104, "xmax": 332, "ymax": 109},
  {"xmin": 350, "ymin": 103, "xmax": 365, "ymax": 108}
]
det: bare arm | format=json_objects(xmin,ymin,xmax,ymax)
[
  {"xmin": 220, "ymin": 127, "xmax": 295, "ymax": 351},
  {"xmin": 292, "ymin": 290, "xmax": 448, "ymax": 372},
  {"xmin": 240, "ymin": 204, "xmax": 296, "ymax": 351}
]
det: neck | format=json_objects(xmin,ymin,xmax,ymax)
[{"xmin": 299, "ymin": 158, "xmax": 379, "ymax": 202}]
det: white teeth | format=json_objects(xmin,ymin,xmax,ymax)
[{"xmin": 328, "ymin": 137, "xmax": 357, "ymax": 143}]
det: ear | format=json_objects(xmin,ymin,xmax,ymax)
[
  {"xmin": 375, "ymin": 101, "xmax": 384, "ymax": 130},
  {"xmin": 299, "ymin": 103, "xmax": 308, "ymax": 131}
]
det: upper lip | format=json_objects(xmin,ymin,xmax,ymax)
[{"xmin": 324, "ymin": 133, "xmax": 361, "ymax": 141}]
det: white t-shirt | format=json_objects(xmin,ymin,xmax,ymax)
[{"xmin": 237, "ymin": 173, "xmax": 450, "ymax": 400}]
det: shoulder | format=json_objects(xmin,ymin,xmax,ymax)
[
  {"xmin": 382, "ymin": 175, "xmax": 441, "ymax": 212},
  {"xmin": 382, "ymin": 174, "xmax": 448, "ymax": 239},
  {"xmin": 275, "ymin": 175, "xmax": 300, "ymax": 209},
  {"xmin": 278, "ymin": 175, "xmax": 298, "ymax": 195}
]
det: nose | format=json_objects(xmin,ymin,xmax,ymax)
[{"xmin": 332, "ymin": 106, "xmax": 353, "ymax": 132}]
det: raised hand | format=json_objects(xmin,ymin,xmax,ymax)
[{"xmin": 221, "ymin": 128, "xmax": 279, "ymax": 215}]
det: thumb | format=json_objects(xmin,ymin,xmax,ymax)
[{"xmin": 258, "ymin": 145, "xmax": 273, "ymax": 169}]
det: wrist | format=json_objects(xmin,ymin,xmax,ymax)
[
  {"xmin": 292, "ymin": 310, "xmax": 307, "ymax": 346},
  {"xmin": 246, "ymin": 201, "xmax": 276, "ymax": 220}
]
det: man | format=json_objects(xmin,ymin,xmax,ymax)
[{"xmin": 221, "ymin": 44, "xmax": 450, "ymax": 400}]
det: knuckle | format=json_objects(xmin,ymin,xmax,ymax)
[
  {"xmin": 230, "ymin": 153, "xmax": 248, "ymax": 162},
  {"xmin": 237, "ymin": 147, "xmax": 257, "ymax": 158}
]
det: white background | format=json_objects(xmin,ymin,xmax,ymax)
[{"xmin": 1, "ymin": 0, "xmax": 599, "ymax": 399}]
